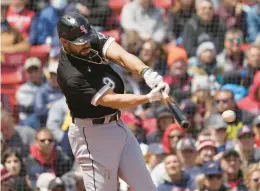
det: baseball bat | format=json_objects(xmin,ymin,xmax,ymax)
[{"xmin": 162, "ymin": 92, "xmax": 190, "ymax": 129}]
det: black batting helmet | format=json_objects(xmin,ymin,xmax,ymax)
[{"xmin": 57, "ymin": 12, "xmax": 95, "ymax": 45}]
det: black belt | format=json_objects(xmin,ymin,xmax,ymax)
[{"xmin": 92, "ymin": 112, "xmax": 121, "ymax": 125}]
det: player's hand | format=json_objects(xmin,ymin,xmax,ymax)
[
  {"xmin": 146, "ymin": 83, "xmax": 166, "ymax": 103},
  {"xmin": 143, "ymin": 68, "xmax": 163, "ymax": 89},
  {"xmin": 159, "ymin": 82, "xmax": 170, "ymax": 99}
]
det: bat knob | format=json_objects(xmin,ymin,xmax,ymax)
[{"xmin": 181, "ymin": 120, "xmax": 190, "ymax": 129}]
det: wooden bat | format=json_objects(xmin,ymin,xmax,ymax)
[{"xmin": 162, "ymin": 92, "xmax": 190, "ymax": 129}]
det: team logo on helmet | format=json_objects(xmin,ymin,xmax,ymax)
[{"xmin": 80, "ymin": 25, "xmax": 88, "ymax": 34}]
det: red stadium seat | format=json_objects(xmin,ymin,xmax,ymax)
[
  {"xmin": 109, "ymin": 0, "xmax": 129, "ymax": 11},
  {"xmin": 102, "ymin": 29, "xmax": 120, "ymax": 42},
  {"xmin": 153, "ymin": 0, "xmax": 172, "ymax": 9},
  {"xmin": 29, "ymin": 45, "xmax": 50, "ymax": 65},
  {"xmin": 1, "ymin": 66, "xmax": 25, "ymax": 85},
  {"xmin": 1, "ymin": 52, "xmax": 29, "ymax": 66}
]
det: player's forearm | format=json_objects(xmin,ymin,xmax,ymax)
[
  {"xmin": 97, "ymin": 93, "xmax": 150, "ymax": 109},
  {"xmin": 118, "ymin": 53, "xmax": 147, "ymax": 74}
]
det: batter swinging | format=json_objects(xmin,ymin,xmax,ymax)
[{"xmin": 56, "ymin": 12, "xmax": 170, "ymax": 191}]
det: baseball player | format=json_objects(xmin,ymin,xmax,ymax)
[{"xmin": 56, "ymin": 12, "xmax": 170, "ymax": 191}]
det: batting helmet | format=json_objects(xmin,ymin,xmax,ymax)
[{"xmin": 57, "ymin": 12, "xmax": 95, "ymax": 45}]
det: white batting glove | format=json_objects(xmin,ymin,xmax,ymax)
[
  {"xmin": 146, "ymin": 83, "xmax": 166, "ymax": 103},
  {"xmin": 159, "ymin": 82, "xmax": 170, "ymax": 98},
  {"xmin": 142, "ymin": 68, "xmax": 163, "ymax": 89}
]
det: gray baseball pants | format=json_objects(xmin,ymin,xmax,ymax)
[{"xmin": 68, "ymin": 118, "xmax": 157, "ymax": 191}]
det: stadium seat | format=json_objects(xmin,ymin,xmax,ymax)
[
  {"xmin": 153, "ymin": 0, "xmax": 172, "ymax": 9},
  {"xmin": 1, "ymin": 52, "xmax": 29, "ymax": 66},
  {"xmin": 108, "ymin": 0, "xmax": 129, "ymax": 11},
  {"xmin": 29, "ymin": 45, "xmax": 50, "ymax": 65},
  {"xmin": 1, "ymin": 66, "xmax": 25, "ymax": 85}
]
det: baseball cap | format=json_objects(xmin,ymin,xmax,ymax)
[
  {"xmin": 147, "ymin": 143, "xmax": 164, "ymax": 155},
  {"xmin": 48, "ymin": 62, "xmax": 59, "ymax": 74},
  {"xmin": 48, "ymin": 177, "xmax": 65, "ymax": 190},
  {"xmin": 196, "ymin": 41, "xmax": 216, "ymax": 57},
  {"xmin": 36, "ymin": 173, "xmax": 56, "ymax": 191},
  {"xmin": 237, "ymin": 125, "xmax": 254, "ymax": 138},
  {"xmin": 223, "ymin": 149, "xmax": 240, "ymax": 158},
  {"xmin": 24, "ymin": 57, "xmax": 41, "ymax": 70},
  {"xmin": 205, "ymin": 114, "xmax": 227, "ymax": 130},
  {"xmin": 180, "ymin": 100, "xmax": 197, "ymax": 117},
  {"xmin": 176, "ymin": 137, "xmax": 196, "ymax": 151},
  {"xmin": 196, "ymin": 139, "xmax": 216, "ymax": 152},
  {"xmin": 253, "ymin": 115, "xmax": 260, "ymax": 126},
  {"xmin": 203, "ymin": 161, "xmax": 222, "ymax": 175}
]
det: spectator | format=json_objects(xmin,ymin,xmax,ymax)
[
  {"xmin": 217, "ymin": 28, "xmax": 245, "ymax": 72},
  {"xmin": 1, "ymin": 3, "xmax": 30, "ymax": 54},
  {"xmin": 196, "ymin": 139, "xmax": 217, "ymax": 166},
  {"xmin": 36, "ymin": 172, "xmax": 65, "ymax": 191},
  {"xmin": 138, "ymin": 39, "xmax": 167, "ymax": 76},
  {"xmin": 205, "ymin": 114, "xmax": 229, "ymax": 154},
  {"xmin": 121, "ymin": 0, "xmax": 166, "ymax": 43},
  {"xmin": 1, "ymin": 167, "xmax": 13, "ymax": 191},
  {"xmin": 75, "ymin": 0, "xmax": 111, "ymax": 31},
  {"xmin": 238, "ymin": 71, "xmax": 260, "ymax": 115},
  {"xmin": 185, "ymin": 76, "xmax": 215, "ymax": 129},
  {"xmin": 180, "ymin": 100, "xmax": 199, "ymax": 137},
  {"xmin": 157, "ymin": 154, "xmax": 194, "ymax": 191},
  {"xmin": 195, "ymin": 161, "xmax": 229, "ymax": 191},
  {"xmin": 16, "ymin": 57, "xmax": 45, "ymax": 128},
  {"xmin": 146, "ymin": 106, "xmax": 174, "ymax": 144},
  {"xmin": 46, "ymin": 97, "xmax": 73, "ymax": 159},
  {"xmin": 1, "ymin": 148, "xmax": 32, "ymax": 190},
  {"xmin": 234, "ymin": 125, "xmax": 260, "ymax": 170},
  {"xmin": 29, "ymin": 0, "xmax": 76, "ymax": 57},
  {"xmin": 247, "ymin": 1, "xmax": 260, "ymax": 43},
  {"xmin": 164, "ymin": 46, "xmax": 192, "ymax": 103},
  {"xmin": 6, "ymin": 0, "xmax": 35, "ymax": 38},
  {"xmin": 27, "ymin": 128, "xmax": 73, "ymax": 188},
  {"xmin": 253, "ymin": 115, "xmax": 260, "ymax": 148},
  {"xmin": 144, "ymin": 143, "xmax": 165, "ymax": 172},
  {"xmin": 244, "ymin": 163, "xmax": 260, "ymax": 191},
  {"xmin": 176, "ymin": 137, "xmax": 202, "ymax": 179},
  {"xmin": 220, "ymin": 149, "xmax": 248, "ymax": 190},
  {"xmin": 188, "ymin": 41, "xmax": 223, "ymax": 78},
  {"xmin": 216, "ymin": 0, "xmax": 247, "ymax": 34},
  {"xmin": 214, "ymin": 89, "xmax": 254, "ymax": 139},
  {"xmin": 162, "ymin": 123, "xmax": 185, "ymax": 154},
  {"xmin": 240, "ymin": 45, "xmax": 260, "ymax": 87},
  {"xmin": 34, "ymin": 61, "xmax": 63, "ymax": 127},
  {"xmin": 1, "ymin": 132, "xmax": 7, "ymax": 155},
  {"xmin": 61, "ymin": 167, "xmax": 84, "ymax": 191},
  {"xmin": 167, "ymin": 0, "xmax": 195, "ymax": 45},
  {"xmin": 182, "ymin": 0, "xmax": 225, "ymax": 57},
  {"xmin": 1, "ymin": 109, "xmax": 36, "ymax": 157}
]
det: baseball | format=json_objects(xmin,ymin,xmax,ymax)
[{"xmin": 222, "ymin": 110, "xmax": 236, "ymax": 123}]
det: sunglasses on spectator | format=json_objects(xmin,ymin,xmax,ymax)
[
  {"xmin": 168, "ymin": 135, "xmax": 183, "ymax": 139},
  {"xmin": 207, "ymin": 174, "xmax": 222, "ymax": 180},
  {"xmin": 39, "ymin": 139, "xmax": 53, "ymax": 143},
  {"xmin": 228, "ymin": 37, "xmax": 242, "ymax": 43},
  {"xmin": 253, "ymin": 178, "xmax": 260, "ymax": 183},
  {"xmin": 215, "ymin": 99, "xmax": 230, "ymax": 104}
]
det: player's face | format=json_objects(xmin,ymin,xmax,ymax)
[{"xmin": 65, "ymin": 41, "xmax": 92, "ymax": 57}]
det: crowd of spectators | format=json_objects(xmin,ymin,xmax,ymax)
[{"xmin": 1, "ymin": 0, "xmax": 260, "ymax": 190}]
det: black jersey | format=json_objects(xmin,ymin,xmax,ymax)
[{"xmin": 57, "ymin": 34, "xmax": 125, "ymax": 119}]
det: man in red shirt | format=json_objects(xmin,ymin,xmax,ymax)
[
  {"xmin": 6, "ymin": 0, "xmax": 35, "ymax": 38},
  {"xmin": 253, "ymin": 115, "xmax": 260, "ymax": 148}
]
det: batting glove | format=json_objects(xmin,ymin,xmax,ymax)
[
  {"xmin": 146, "ymin": 83, "xmax": 166, "ymax": 103},
  {"xmin": 142, "ymin": 68, "xmax": 163, "ymax": 89}
]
